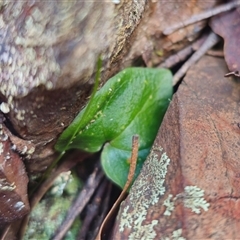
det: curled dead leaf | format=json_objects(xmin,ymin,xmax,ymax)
[{"xmin": 210, "ymin": 7, "xmax": 240, "ymax": 73}]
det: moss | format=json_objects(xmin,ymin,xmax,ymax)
[{"xmin": 24, "ymin": 172, "xmax": 82, "ymax": 240}]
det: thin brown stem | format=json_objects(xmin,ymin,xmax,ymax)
[
  {"xmin": 91, "ymin": 182, "xmax": 112, "ymax": 240},
  {"xmin": 158, "ymin": 34, "xmax": 207, "ymax": 69},
  {"xmin": 95, "ymin": 135, "xmax": 139, "ymax": 240},
  {"xmin": 0, "ymin": 225, "xmax": 10, "ymax": 240},
  {"xmin": 163, "ymin": 1, "xmax": 240, "ymax": 35},
  {"xmin": 206, "ymin": 49, "xmax": 224, "ymax": 58},
  {"xmin": 77, "ymin": 178, "xmax": 108, "ymax": 240},
  {"xmin": 173, "ymin": 31, "xmax": 220, "ymax": 86}
]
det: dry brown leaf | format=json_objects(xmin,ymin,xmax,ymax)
[
  {"xmin": 0, "ymin": 125, "xmax": 29, "ymax": 225},
  {"xmin": 112, "ymin": 55, "xmax": 240, "ymax": 239},
  {"xmin": 124, "ymin": 0, "xmax": 217, "ymax": 67},
  {"xmin": 210, "ymin": 7, "xmax": 240, "ymax": 72}
]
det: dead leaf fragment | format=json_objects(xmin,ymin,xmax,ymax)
[
  {"xmin": 210, "ymin": 7, "xmax": 240, "ymax": 72},
  {"xmin": 0, "ymin": 127, "xmax": 29, "ymax": 224},
  {"xmin": 125, "ymin": 0, "xmax": 217, "ymax": 67},
  {"xmin": 112, "ymin": 56, "xmax": 240, "ymax": 239}
]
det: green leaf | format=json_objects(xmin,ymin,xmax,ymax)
[
  {"xmin": 55, "ymin": 67, "xmax": 172, "ymax": 188},
  {"xmin": 101, "ymin": 144, "xmax": 149, "ymax": 188}
]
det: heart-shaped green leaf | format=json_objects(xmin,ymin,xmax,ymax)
[{"xmin": 55, "ymin": 67, "xmax": 172, "ymax": 188}]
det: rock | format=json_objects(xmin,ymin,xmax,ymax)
[
  {"xmin": 0, "ymin": 0, "xmax": 219, "ymax": 228},
  {"xmin": 112, "ymin": 56, "xmax": 240, "ymax": 238},
  {"xmin": 0, "ymin": 1, "xmax": 218, "ymax": 173},
  {"xmin": 0, "ymin": 0, "xmax": 147, "ymax": 172}
]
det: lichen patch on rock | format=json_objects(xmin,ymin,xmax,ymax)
[
  {"xmin": 0, "ymin": 178, "xmax": 16, "ymax": 191},
  {"xmin": 0, "ymin": 142, "xmax": 3, "ymax": 155},
  {"xmin": 162, "ymin": 185, "xmax": 210, "ymax": 217},
  {"xmin": 161, "ymin": 229, "xmax": 186, "ymax": 240},
  {"xmin": 118, "ymin": 146, "xmax": 170, "ymax": 239},
  {"xmin": 182, "ymin": 186, "xmax": 210, "ymax": 214},
  {"xmin": 0, "ymin": 102, "xmax": 10, "ymax": 113}
]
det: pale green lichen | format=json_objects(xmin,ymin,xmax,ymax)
[
  {"xmin": 172, "ymin": 229, "xmax": 186, "ymax": 240},
  {"xmin": 0, "ymin": 179, "xmax": 16, "ymax": 191},
  {"xmin": 119, "ymin": 206, "xmax": 131, "ymax": 231},
  {"xmin": 161, "ymin": 228, "xmax": 186, "ymax": 240},
  {"xmin": 182, "ymin": 186, "xmax": 210, "ymax": 214},
  {"xmin": 118, "ymin": 144, "xmax": 209, "ymax": 238},
  {"xmin": 112, "ymin": 0, "xmax": 121, "ymax": 4},
  {"xmin": 163, "ymin": 186, "xmax": 210, "ymax": 217},
  {"xmin": 129, "ymin": 147, "xmax": 170, "ymax": 205},
  {"xmin": 163, "ymin": 186, "xmax": 210, "ymax": 216},
  {"xmin": 119, "ymin": 146, "xmax": 170, "ymax": 238},
  {"xmin": 0, "ymin": 142, "xmax": 3, "ymax": 155},
  {"xmin": 129, "ymin": 219, "xmax": 158, "ymax": 240},
  {"xmin": 0, "ymin": 102, "xmax": 10, "ymax": 113},
  {"xmin": 163, "ymin": 194, "xmax": 174, "ymax": 216}
]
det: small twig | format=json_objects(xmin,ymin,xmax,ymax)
[
  {"xmin": 91, "ymin": 182, "xmax": 112, "ymax": 240},
  {"xmin": 224, "ymin": 71, "xmax": 240, "ymax": 78},
  {"xmin": 173, "ymin": 31, "xmax": 220, "ymax": 86},
  {"xmin": 95, "ymin": 135, "xmax": 139, "ymax": 240},
  {"xmin": 163, "ymin": 0, "xmax": 240, "ymax": 35},
  {"xmin": 158, "ymin": 34, "xmax": 207, "ymax": 68},
  {"xmin": 52, "ymin": 164, "xmax": 104, "ymax": 240},
  {"xmin": 159, "ymin": 45, "xmax": 193, "ymax": 69},
  {"xmin": 77, "ymin": 178, "xmax": 108, "ymax": 240},
  {"xmin": 0, "ymin": 225, "xmax": 10, "ymax": 240},
  {"xmin": 206, "ymin": 49, "xmax": 224, "ymax": 58}
]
